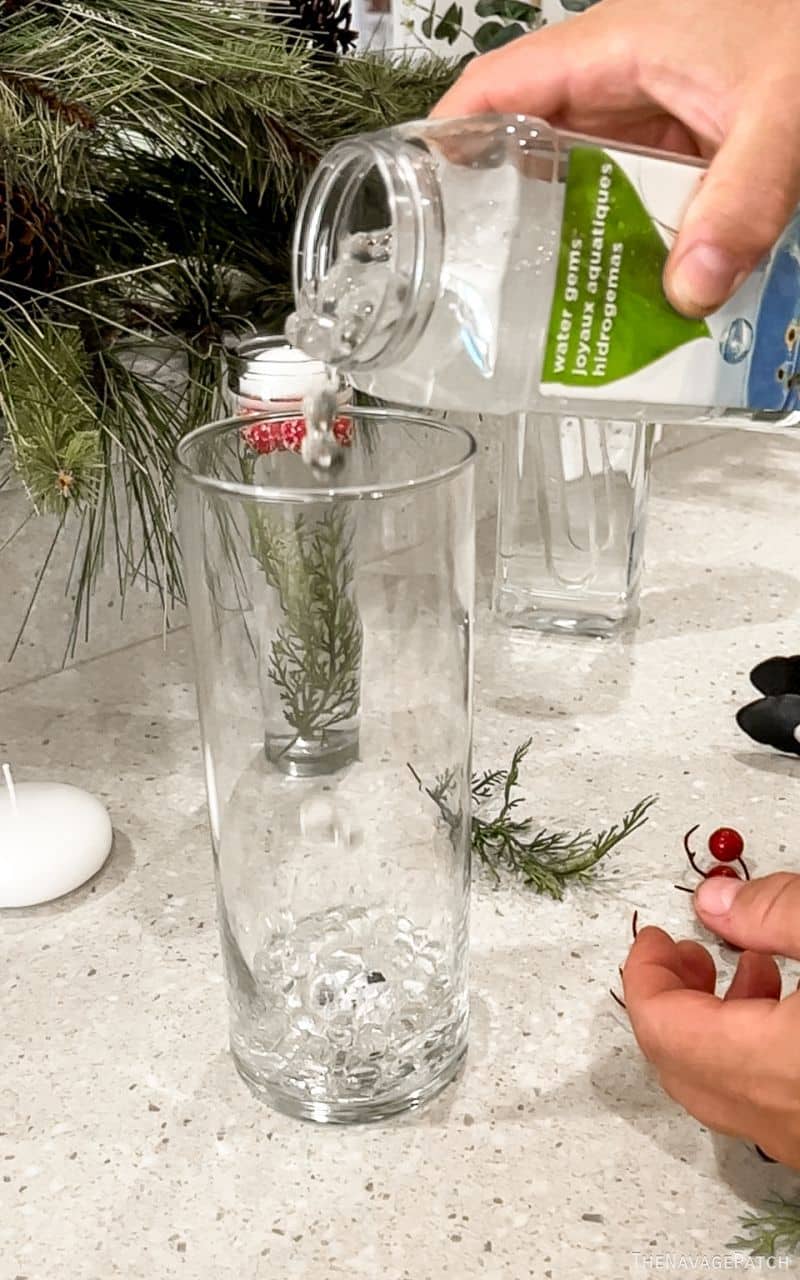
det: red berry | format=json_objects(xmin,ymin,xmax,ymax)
[
  {"xmin": 333, "ymin": 415, "xmax": 354, "ymax": 447},
  {"xmin": 279, "ymin": 416, "xmax": 353, "ymax": 452},
  {"xmin": 280, "ymin": 418, "xmax": 306, "ymax": 453},
  {"xmin": 242, "ymin": 415, "xmax": 355, "ymax": 457},
  {"xmin": 706, "ymin": 864, "xmax": 741, "ymax": 879},
  {"xmin": 707, "ymin": 827, "xmax": 744, "ymax": 863},
  {"xmin": 241, "ymin": 420, "xmax": 283, "ymax": 455}
]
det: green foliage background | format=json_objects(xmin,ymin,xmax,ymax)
[{"xmin": 0, "ymin": 0, "xmax": 456, "ymax": 650}]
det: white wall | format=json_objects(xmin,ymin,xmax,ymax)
[{"xmin": 353, "ymin": 0, "xmax": 394, "ymax": 51}]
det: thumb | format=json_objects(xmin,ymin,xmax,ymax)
[
  {"xmin": 694, "ymin": 872, "xmax": 800, "ymax": 959},
  {"xmin": 664, "ymin": 102, "xmax": 800, "ymax": 318}
]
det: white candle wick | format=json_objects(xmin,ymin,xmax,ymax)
[{"xmin": 2, "ymin": 763, "xmax": 17, "ymax": 813}]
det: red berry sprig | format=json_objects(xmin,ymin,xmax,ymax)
[
  {"xmin": 683, "ymin": 824, "xmax": 749, "ymax": 882},
  {"xmin": 241, "ymin": 415, "xmax": 354, "ymax": 456}
]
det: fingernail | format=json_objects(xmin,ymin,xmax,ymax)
[
  {"xmin": 695, "ymin": 876, "xmax": 744, "ymax": 916},
  {"xmin": 668, "ymin": 243, "xmax": 748, "ymax": 315}
]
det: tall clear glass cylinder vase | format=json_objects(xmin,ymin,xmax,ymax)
[
  {"xmin": 493, "ymin": 414, "xmax": 654, "ymax": 636},
  {"xmin": 176, "ymin": 408, "xmax": 476, "ymax": 1123}
]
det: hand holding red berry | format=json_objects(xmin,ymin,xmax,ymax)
[{"xmin": 623, "ymin": 872, "xmax": 800, "ymax": 1168}]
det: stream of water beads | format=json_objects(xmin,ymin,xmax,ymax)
[
  {"xmin": 232, "ymin": 904, "xmax": 464, "ymax": 1102},
  {"xmin": 289, "ymin": 230, "xmax": 397, "ymax": 476},
  {"xmin": 301, "ymin": 378, "xmax": 345, "ymax": 476},
  {"xmin": 287, "ymin": 229, "xmax": 398, "ymax": 372}
]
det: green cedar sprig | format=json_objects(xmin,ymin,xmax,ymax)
[
  {"xmin": 413, "ymin": 739, "xmax": 656, "ymax": 899},
  {"xmin": 246, "ymin": 497, "xmax": 363, "ymax": 747},
  {"xmin": 729, "ymin": 1198, "xmax": 800, "ymax": 1260}
]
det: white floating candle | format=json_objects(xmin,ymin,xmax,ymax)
[
  {"xmin": 0, "ymin": 764, "xmax": 113, "ymax": 908},
  {"xmin": 240, "ymin": 344, "xmax": 327, "ymax": 402},
  {"xmin": 234, "ymin": 341, "xmax": 350, "ymax": 415}
]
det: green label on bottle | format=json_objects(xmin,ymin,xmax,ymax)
[{"xmin": 541, "ymin": 146, "xmax": 710, "ymax": 392}]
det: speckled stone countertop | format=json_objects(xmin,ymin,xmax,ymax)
[{"xmin": 3, "ymin": 425, "xmax": 800, "ymax": 1280}]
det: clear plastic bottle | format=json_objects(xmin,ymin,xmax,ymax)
[{"xmin": 288, "ymin": 115, "xmax": 800, "ymax": 432}]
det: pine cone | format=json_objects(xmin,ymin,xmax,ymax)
[
  {"xmin": 0, "ymin": 182, "xmax": 64, "ymax": 295},
  {"xmin": 288, "ymin": 0, "xmax": 358, "ymax": 54},
  {"xmin": 3, "ymin": 0, "xmax": 45, "ymax": 14}
]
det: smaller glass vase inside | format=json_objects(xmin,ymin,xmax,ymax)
[
  {"xmin": 175, "ymin": 409, "xmax": 476, "ymax": 1122},
  {"xmin": 493, "ymin": 413, "xmax": 654, "ymax": 637},
  {"xmin": 225, "ymin": 333, "xmax": 352, "ymax": 421}
]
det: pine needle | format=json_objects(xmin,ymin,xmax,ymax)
[{"xmin": 8, "ymin": 511, "xmax": 65, "ymax": 660}]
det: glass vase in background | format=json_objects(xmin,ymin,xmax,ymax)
[
  {"xmin": 493, "ymin": 414, "xmax": 654, "ymax": 637},
  {"xmin": 176, "ymin": 409, "xmax": 476, "ymax": 1122}
]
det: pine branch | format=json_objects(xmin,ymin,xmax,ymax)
[
  {"xmin": 412, "ymin": 741, "xmax": 657, "ymax": 899},
  {"xmin": 0, "ymin": 306, "xmax": 200, "ymax": 651},
  {"xmin": 0, "ymin": 0, "xmax": 460, "ymax": 650},
  {"xmin": 0, "ymin": 320, "xmax": 103, "ymax": 511},
  {"xmin": 1, "ymin": 70, "xmax": 97, "ymax": 130},
  {"xmin": 312, "ymin": 51, "xmax": 458, "ymax": 136},
  {"xmin": 730, "ymin": 1198, "xmax": 800, "ymax": 1259},
  {"xmin": 55, "ymin": 344, "xmax": 203, "ymax": 657},
  {"xmin": 0, "ymin": 1, "xmax": 325, "ymax": 201}
]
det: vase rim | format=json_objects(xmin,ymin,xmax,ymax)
[{"xmin": 174, "ymin": 408, "xmax": 477, "ymax": 505}]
